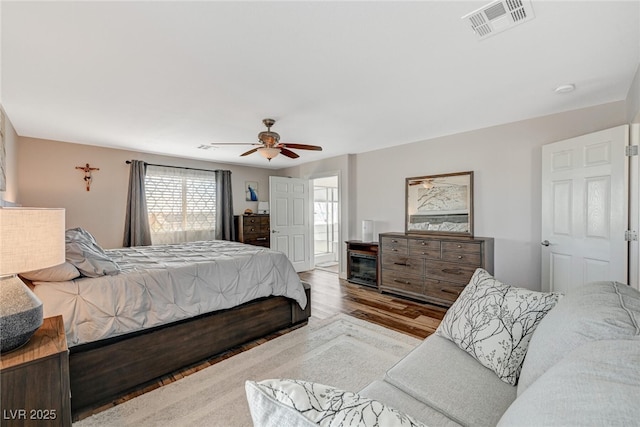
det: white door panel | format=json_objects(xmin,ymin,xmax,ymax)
[
  {"xmin": 269, "ymin": 176, "xmax": 312, "ymax": 272},
  {"xmin": 542, "ymin": 125, "xmax": 628, "ymax": 292}
]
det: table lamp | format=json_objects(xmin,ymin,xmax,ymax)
[
  {"xmin": 0, "ymin": 207, "xmax": 65, "ymax": 352},
  {"xmin": 258, "ymin": 201, "xmax": 269, "ymax": 214}
]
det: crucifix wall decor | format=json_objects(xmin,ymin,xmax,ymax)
[{"xmin": 75, "ymin": 163, "xmax": 100, "ymax": 191}]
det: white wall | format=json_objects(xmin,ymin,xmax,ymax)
[
  {"xmin": 0, "ymin": 106, "xmax": 19, "ymax": 203},
  {"xmin": 627, "ymin": 64, "xmax": 640, "ymax": 124},
  {"xmin": 286, "ymin": 102, "xmax": 627, "ymax": 290},
  {"xmin": 17, "ymin": 137, "xmax": 275, "ymax": 248}
]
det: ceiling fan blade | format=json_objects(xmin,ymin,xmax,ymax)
[
  {"xmin": 280, "ymin": 143, "xmax": 323, "ymax": 151},
  {"xmin": 240, "ymin": 148, "xmax": 259, "ymax": 157},
  {"xmin": 280, "ymin": 148, "xmax": 300, "ymax": 159},
  {"xmin": 211, "ymin": 142, "xmax": 260, "ymax": 146}
]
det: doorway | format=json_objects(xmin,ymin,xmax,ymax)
[{"xmin": 313, "ymin": 175, "xmax": 339, "ymax": 273}]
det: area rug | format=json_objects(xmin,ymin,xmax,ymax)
[{"xmin": 74, "ymin": 314, "xmax": 421, "ymax": 427}]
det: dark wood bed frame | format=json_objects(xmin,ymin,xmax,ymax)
[{"xmin": 69, "ymin": 283, "xmax": 311, "ymax": 417}]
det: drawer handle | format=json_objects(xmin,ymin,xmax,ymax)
[
  {"xmin": 391, "ymin": 239, "xmax": 398, "ymax": 243},
  {"xmin": 393, "ymin": 279, "xmax": 411, "ymax": 285},
  {"xmin": 457, "ymin": 244, "xmax": 462, "ymax": 248},
  {"xmin": 441, "ymin": 288, "xmax": 460, "ymax": 295},
  {"xmin": 393, "ymin": 262, "xmax": 410, "ymax": 267},
  {"xmin": 457, "ymin": 255, "xmax": 463, "ymax": 259},
  {"xmin": 256, "ymin": 237, "xmax": 267, "ymax": 241},
  {"xmin": 421, "ymin": 241, "xmax": 427, "ymax": 246},
  {"xmin": 391, "ymin": 248, "xmax": 398, "ymax": 252},
  {"xmin": 442, "ymin": 268, "xmax": 463, "ymax": 275}
]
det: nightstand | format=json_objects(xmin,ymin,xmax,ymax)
[{"xmin": 1, "ymin": 315, "xmax": 71, "ymax": 427}]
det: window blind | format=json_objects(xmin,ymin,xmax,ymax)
[{"xmin": 145, "ymin": 165, "xmax": 217, "ymax": 244}]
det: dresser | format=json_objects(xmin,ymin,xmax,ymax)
[
  {"xmin": 235, "ymin": 214, "xmax": 270, "ymax": 247},
  {"xmin": 0, "ymin": 315, "xmax": 71, "ymax": 427},
  {"xmin": 379, "ymin": 232, "xmax": 494, "ymax": 307}
]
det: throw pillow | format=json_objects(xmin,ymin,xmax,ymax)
[
  {"xmin": 436, "ymin": 268, "xmax": 562, "ymax": 385},
  {"xmin": 245, "ymin": 379, "xmax": 427, "ymax": 427}
]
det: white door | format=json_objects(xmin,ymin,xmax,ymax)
[
  {"xmin": 541, "ymin": 125, "xmax": 629, "ymax": 293},
  {"xmin": 269, "ymin": 176, "xmax": 312, "ymax": 272}
]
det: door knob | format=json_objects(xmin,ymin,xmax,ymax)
[
  {"xmin": 541, "ymin": 240, "xmax": 550, "ymax": 246},
  {"xmin": 272, "ymin": 229, "xmax": 279, "ymax": 233}
]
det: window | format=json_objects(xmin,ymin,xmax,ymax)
[{"xmin": 145, "ymin": 165, "xmax": 216, "ymax": 244}]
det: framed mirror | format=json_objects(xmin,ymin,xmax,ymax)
[{"xmin": 405, "ymin": 171, "xmax": 474, "ymax": 236}]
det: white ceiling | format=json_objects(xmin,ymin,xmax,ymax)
[{"xmin": 2, "ymin": 1, "xmax": 639, "ymax": 169}]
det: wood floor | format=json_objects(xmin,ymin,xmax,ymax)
[
  {"xmin": 300, "ymin": 268, "xmax": 447, "ymax": 339},
  {"xmin": 75, "ymin": 269, "xmax": 447, "ymax": 421}
]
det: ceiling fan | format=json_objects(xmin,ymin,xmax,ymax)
[{"xmin": 211, "ymin": 118, "xmax": 323, "ymax": 161}]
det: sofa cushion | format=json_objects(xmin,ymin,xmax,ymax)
[
  {"xmin": 498, "ymin": 339, "xmax": 640, "ymax": 427},
  {"xmin": 359, "ymin": 380, "xmax": 461, "ymax": 427},
  {"xmin": 384, "ymin": 334, "xmax": 516, "ymax": 427},
  {"xmin": 245, "ymin": 379, "xmax": 427, "ymax": 427},
  {"xmin": 436, "ymin": 268, "xmax": 562, "ymax": 385},
  {"xmin": 518, "ymin": 281, "xmax": 640, "ymax": 396}
]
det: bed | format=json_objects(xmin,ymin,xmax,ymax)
[{"xmin": 26, "ymin": 229, "xmax": 311, "ymax": 417}]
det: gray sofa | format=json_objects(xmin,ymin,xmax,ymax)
[
  {"xmin": 359, "ymin": 280, "xmax": 640, "ymax": 426},
  {"xmin": 246, "ymin": 279, "xmax": 640, "ymax": 426}
]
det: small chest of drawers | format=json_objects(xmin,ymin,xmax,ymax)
[
  {"xmin": 235, "ymin": 214, "xmax": 270, "ymax": 247},
  {"xmin": 379, "ymin": 232, "xmax": 494, "ymax": 307}
]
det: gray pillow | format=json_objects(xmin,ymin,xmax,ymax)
[
  {"xmin": 498, "ymin": 339, "xmax": 640, "ymax": 427},
  {"xmin": 518, "ymin": 281, "xmax": 640, "ymax": 395},
  {"xmin": 65, "ymin": 228, "xmax": 120, "ymax": 277},
  {"xmin": 436, "ymin": 268, "xmax": 562, "ymax": 385}
]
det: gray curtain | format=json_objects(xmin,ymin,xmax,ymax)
[
  {"xmin": 123, "ymin": 160, "xmax": 152, "ymax": 247},
  {"xmin": 215, "ymin": 170, "xmax": 235, "ymax": 241}
]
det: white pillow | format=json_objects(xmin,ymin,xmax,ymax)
[
  {"xmin": 20, "ymin": 262, "xmax": 80, "ymax": 282},
  {"xmin": 245, "ymin": 379, "xmax": 427, "ymax": 427},
  {"xmin": 436, "ymin": 268, "xmax": 562, "ymax": 385}
]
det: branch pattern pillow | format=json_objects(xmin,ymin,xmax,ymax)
[
  {"xmin": 245, "ymin": 378, "xmax": 427, "ymax": 427},
  {"xmin": 436, "ymin": 268, "xmax": 562, "ymax": 385}
]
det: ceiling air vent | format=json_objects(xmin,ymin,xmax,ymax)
[{"xmin": 462, "ymin": 0, "xmax": 535, "ymax": 40}]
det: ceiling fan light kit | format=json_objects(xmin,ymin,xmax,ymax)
[
  {"xmin": 211, "ymin": 118, "xmax": 323, "ymax": 162},
  {"xmin": 258, "ymin": 147, "xmax": 281, "ymax": 161}
]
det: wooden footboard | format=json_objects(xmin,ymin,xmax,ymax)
[{"xmin": 69, "ymin": 283, "xmax": 311, "ymax": 417}]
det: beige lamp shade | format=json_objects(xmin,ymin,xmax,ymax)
[{"xmin": 0, "ymin": 208, "xmax": 66, "ymax": 275}]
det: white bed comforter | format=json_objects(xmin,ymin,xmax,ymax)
[{"xmin": 33, "ymin": 240, "xmax": 307, "ymax": 347}]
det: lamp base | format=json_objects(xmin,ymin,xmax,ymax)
[{"xmin": 0, "ymin": 276, "xmax": 44, "ymax": 353}]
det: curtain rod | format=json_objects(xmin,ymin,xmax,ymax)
[{"xmin": 125, "ymin": 160, "xmax": 224, "ymax": 173}]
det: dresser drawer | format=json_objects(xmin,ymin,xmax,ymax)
[
  {"xmin": 244, "ymin": 236, "xmax": 270, "ymax": 247},
  {"xmin": 381, "ymin": 237, "xmax": 408, "ymax": 255},
  {"xmin": 408, "ymin": 239, "xmax": 441, "ymax": 258},
  {"xmin": 441, "ymin": 251, "xmax": 481, "ymax": 266},
  {"xmin": 441, "ymin": 241, "xmax": 481, "ymax": 254},
  {"xmin": 243, "ymin": 217, "xmax": 269, "ymax": 232},
  {"xmin": 425, "ymin": 261, "xmax": 477, "ymax": 284},
  {"xmin": 424, "ymin": 279, "xmax": 466, "ymax": 304},
  {"xmin": 381, "ymin": 254, "xmax": 423, "ymax": 276},
  {"xmin": 381, "ymin": 270, "xmax": 424, "ymax": 294}
]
